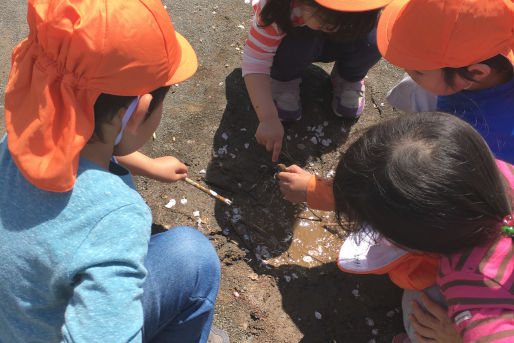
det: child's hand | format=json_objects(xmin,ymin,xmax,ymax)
[
  {"xmin": 255, "ymin": 117, "xmax": 284, "ymax": 162},
  {"xmin": 277, "ymin": 165, "xmax": 312, "ymax": 203},
  {"xmin": 148, "ymin": 156, "xmax": 188, "ymax": 182},
  {"xmin": 410, "ymin": 293, "xmax": 462, "ymax": 343}
]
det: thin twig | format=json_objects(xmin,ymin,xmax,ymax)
[{"xmin": 183, "ymin": 177, "xmax": 232, "ymax": 205}]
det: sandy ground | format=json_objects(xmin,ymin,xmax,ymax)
[{"xmin": 0, "ymin": 1, "xmax": 408, "ymax": 342}]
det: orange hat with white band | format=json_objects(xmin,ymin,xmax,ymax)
[
  {"xmin": 377, "ymin": 0, "xmax": 514, "ymax": 70},
  {"xmin": 4, "ymin": 0, "xmax": 197, "ymax": 192},
  {"xmin": 314, "ymin": 0, "xmax": 392, "ymax": 12}
]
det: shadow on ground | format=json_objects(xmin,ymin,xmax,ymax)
[{"xmin": 205, "ymin": 66, "xmax": 404, "ymax": 342}]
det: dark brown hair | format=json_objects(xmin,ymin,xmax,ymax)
[
  {"xmin": 259, "ymin": 0, "xmax": 380, "ymax": 42},
  {"xmin": 442, "ymin": 54, "xmax": 513, "ymax": 87},
  {"xmin": 92, "ymin": 86, "xmax": 170, "ymax": 142},
  {"xmin": 334, "ymin": 112, "xmax": 512, "ymax": 254}
]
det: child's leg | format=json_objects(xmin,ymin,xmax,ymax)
[
  {"xmin": 269, "ymin": 27, "xmax": 324, "ymax": 121},
  {"xmin": 319, "ymin": 28, "xmax": 381, "ymax": 82},
  {"xmin": 318, "ymin": 29, "xmax": 381, "ymax": 117},
  {"xmin": 401, "ymin": 285, "xmax": 446, "ymax": 343},
  {"xmin": 270, "ymin": 26, "xmax": 325, "ymax": 82},
  {"xmin": 141, "ymin": 226, "xmax": 221, "ymax": 343}
]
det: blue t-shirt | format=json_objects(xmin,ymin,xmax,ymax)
[
  {"xmin": 0, "ymin": 136, "xmax": 152, "ymax": 343},
  {"xmin": 437, "ymin": 78, "xmax": 514, "ymax": 163}
]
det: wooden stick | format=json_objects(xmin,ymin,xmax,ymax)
[{"xmin": 184, "ymin": 177, "xmax": 232, "ymax": 206}]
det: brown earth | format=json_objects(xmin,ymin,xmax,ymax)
[{"xmin": 0, "ymin": 1, "xmax": 408, "ymax": 342}]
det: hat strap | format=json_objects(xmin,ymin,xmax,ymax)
[{"xmin": 114, "ymin": 96, "xmax": 140, "ymax": 145}]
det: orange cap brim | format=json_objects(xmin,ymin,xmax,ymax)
[
  {"xmin": 314, "ymin": 0, "xmax": 391, "ymax": 12},
  {"xmin": 166, "ymin": 32, "xmax": 198, "ymax": 85}
]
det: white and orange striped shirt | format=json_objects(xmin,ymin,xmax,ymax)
[{"xmin": 242, "ymin": 0, "xmax": 305, "ymax": 76}]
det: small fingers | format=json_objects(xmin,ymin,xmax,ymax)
[
  {"xmin": 272, "ymin": 141, "xmax": 282, "ymax": 162},
  {"xmin": 410, "ymin": 313, "xmax": 436, "ymax": 339},
  {"xmin": 420, "ymin": 293, "xmax": 448, "ymax": 321}
]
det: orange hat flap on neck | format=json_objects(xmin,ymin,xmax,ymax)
[{"xmin": 4, "ymin": 0, "xmax": 198, "ymax": 192}]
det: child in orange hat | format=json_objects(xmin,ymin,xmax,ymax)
[
  {"xmin": 0, "ymin": 0, "xmax": 228, "ymax": 342},
  {"xmin": 243, "ymin": 0, "xmax": 392, "ymax": 161},
  {"xmin": 380, "ymin": 0, "xmax": 514, "ymax": 164}
]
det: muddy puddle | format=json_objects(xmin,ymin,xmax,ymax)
[{"xmin": 265, "ymin": 208, "xmax": 345, "ymax": 268}]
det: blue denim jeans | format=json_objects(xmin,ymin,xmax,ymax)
[
  {"xmin": 270, "ymin": 26, "xmax": 381, "ymax": 82},
  {"xmin": 142, "ymin": 226, "xmax": 221, "ymax": 343}
]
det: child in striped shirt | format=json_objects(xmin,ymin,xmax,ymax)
[
  {"xmin": 243, "ymin": 0, "xmax": 391, "ymax": 161},
  {"xmin": 279, "ymin": 112, "xmax": 514, "ymax": 342}
]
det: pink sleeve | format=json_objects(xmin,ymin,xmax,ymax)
[{"xmin": 455, "ymin": 308, "xmax": 514, "ymax": 342}]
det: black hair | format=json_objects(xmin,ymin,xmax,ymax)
[
  {"xmin": 442, "ymin": 54, "xmax": 513, "ymax": 87},
  {"xmin": 333, "ymin": 112, "xmax": 512, "ymax": 254},
  {"xmin": 259, "ymin": 0, "xmax": 380, "ymax": 42},
  {"xmin": 92, "ymin": 86, "xmax": 171, "ymax": 142}
]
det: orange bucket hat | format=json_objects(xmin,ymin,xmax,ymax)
[
  {"xmin": 4, "ymin": 0, "xmax": 198, "ymax": 192},
  {"xmin": 314, "ymin": 0, "xmax": 392, "ymax": 12},
  {"xmin": 377, "ymin": 0, "xmax": 514, "ymax": 70}
]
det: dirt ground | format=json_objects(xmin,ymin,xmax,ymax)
[{"xmin": 0, "ymin": 1, "xmax": 409, "ymax": 342}]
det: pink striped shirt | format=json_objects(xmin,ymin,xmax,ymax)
[
  {"xmin": 437, "ymin": 160, "xmax": 514, "ymax": 342},
  {"xmin": 242, "ymin": 0, "xmax": 305, "ymax": 76}
]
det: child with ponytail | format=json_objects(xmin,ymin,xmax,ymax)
[{"xmin": 279, "ymin": 112, "xmax": 514, "ymax": 342}]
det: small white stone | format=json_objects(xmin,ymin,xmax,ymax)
[
  {"xmin": 284, "ymin": 275, "xmax": 291, "ymax": 282},
  {"xmin": 237, "ymin": 24, "xmax": 245, "ymax": 29},
  {"xmin": 199, "ymin": 169, "xmax": 206, "ymax": 174},
  {"xmin": 180, "ymin": 198, "xmax": 187, "ymax": 205},
  {"xmin": 303, "ymin": 256, "xmax": 313, "ymax": 263},
  {"xmin": 352, "ymin": 289, "xmax": 359, "ymax": 297},
  {"xmin": 310, "ymin": 136, "xmax": 318, "ymax": 144},
  {"xmin": 165, "ymin": 199, "xmax": 176, "ymax": 208},
  {"xmin": 291, "ymin": 273, "xmax": 298, "ymax": 279},
  {"xmin": 314, "ymin": 311, "xmax": 322, "ymax": 320},
  {"xmin": 244, "ymin": 143, "xmax": 249, "ymax": 149},
  {"xmin": 193, "ymin": 210, "xmax": 200, "ymax": 217},
  {"xmin": 219, "ymin": 82, "xmax": 224, "ymax": 86},
  {"xmin": 223, "ymin": 228, "xmax": 230, "ymax": 235},
  {"xmin": 286, "ymin": 135, "xmax": 291, "ymax": 141},
  {"xmin": 222, "ymin": 132, "xmax": 229, "ymax": 140}
]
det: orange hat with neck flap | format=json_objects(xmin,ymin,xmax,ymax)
[{"xmin": 5, "ymin": 0, "xmax": 197, "ymax": 192}]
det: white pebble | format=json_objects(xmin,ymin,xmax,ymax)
[
  {"xmin": 303, "ymin": 256, "xmax": 313, "ymax": 263},
  {"xmin": 291, "ymin": 273, "xmax": 298, "ymax": 279},
  {"xmin": 352, "ymin": 289, "xmax": 359, "ymax": 297},
  {"xmin": 244, "ymin": 143, "xmax": 249, "ymax": 149},
  {"xmin": 193, "ymin": 210, "xmax": 200, "ymax": 217},
  {"xmin": 237, "ymin": 24, "xmax": 245, "ymax": 29},
  {"xmin": 365, "ymin": 317, "xmax": 374, "ymax": 326},
  {"xmin": 284, "ymin": 275, "xmax": 291, "ymax": 282},
  {"xmin": 310, "ymin": 136, "xmax": 318, "ymax": 144},
  {"xmin": 199, "ymin": 169, "xmax": 206, "ymax": 174},
  {"xmin": 180, "ymin": 198, "xmax": 187, "ymax": 205},
  {"xmin": 223, "ymin": 228, "xmax": 230, "ymax": 235},
  {"xmin": 314, "ymin": 311, "xmax": 322, "ymax": 320},
  {"xmin": 222, "ymin": 132, "xmax": 229, "ymax": 140},
  {"xmin": 165, "ymin": 199, "xmax": 176, "ymax": 208}
]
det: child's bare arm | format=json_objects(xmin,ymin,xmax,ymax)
[
  {"xmin": 244, "ymin": 73, "xmax": 284, "ymax": 162},
  {"xmin": 116, "ymin": 151, "xmax": 187, "ymax": 183}
]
